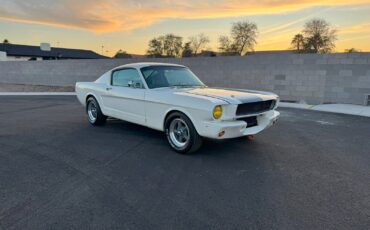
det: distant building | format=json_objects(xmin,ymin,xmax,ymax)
[{"xmin": 0, "ymin": 43, "xmax": 108, "ymax": 61}]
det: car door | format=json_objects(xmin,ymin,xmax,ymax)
[{"xmin": 103, "ymin": 68, "xmax": 146, "ymax": 125}]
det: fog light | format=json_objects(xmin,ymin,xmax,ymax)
[{"xmin": 218, "ymin": 131, "xmax": 225, "ymax": 137}]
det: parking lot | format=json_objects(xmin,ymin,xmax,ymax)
[{"xmin": 0, "ymin": 96, "xmax": 369, "ymax": 229}]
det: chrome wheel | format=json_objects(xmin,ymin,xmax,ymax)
[
  {"xmin": 169, "ymin": 118, "xmax": 190, "ymax": 148},
  {"xmin": 87, "ymin": 101, "xmax": 98, "ymax": 123}
]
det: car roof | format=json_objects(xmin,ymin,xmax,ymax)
[{"xmin": 113, "ymin": 62, "xmax": 186, "ymax": 70}]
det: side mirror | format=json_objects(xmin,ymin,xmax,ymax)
[
  {"xmin": 134, "ymin": 82, "xmax": 142, "ymax": 89},
  {"xmin": 128, "ymin": 80, "xmax": 142, "ymax": 89}
]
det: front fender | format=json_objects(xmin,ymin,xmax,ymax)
[{"xmin": 163, "ymin": 107, "xmax": 199, "ymax": 131}]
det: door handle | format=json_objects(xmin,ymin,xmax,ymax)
[{"xmin": 106, "ymin": 87, "xmax": 112, "ymax": 91}]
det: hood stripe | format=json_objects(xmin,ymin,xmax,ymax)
[{"xmin": 184, "ymin": 92, "xmax": 231, "ymax": 104}]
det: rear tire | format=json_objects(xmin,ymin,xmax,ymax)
[
  {"xmin": 86, "ymin": 97, "xmax": 107, "ymax": 126},
  {"xmin": 165, "ymin": 112, "xmax": 203, "ymax": 154}
]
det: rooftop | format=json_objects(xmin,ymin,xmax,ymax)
[
  {"xmin": 0, "ymin": 43, "xmax": 108, "ymax": 59},
  {"xmin": 115, "ymin": 62, "xmax": 185, "ymax": 69}
]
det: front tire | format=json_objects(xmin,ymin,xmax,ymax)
[
  {"xmin": 86, "ymin": 97, "xmax": 107, "ymax": 126},
  {"xmin": 165, "ymin": 112, "xmax": 203, "ymax": 154}
]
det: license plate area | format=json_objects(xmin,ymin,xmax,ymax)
[{"xmin": 237, "ymin": 116, "xmax": 258, "ymax": 128}]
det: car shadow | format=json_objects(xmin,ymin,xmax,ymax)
[
  {"xmin": 197, "ymin": 137, "xmax": 256, "ymax": 155},
  {"xmin": 104, "ymin": 118, "xmax": 257, "ymax": 157}
]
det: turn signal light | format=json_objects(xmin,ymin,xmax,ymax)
[{"xmin": 218, "ymin": 131, "xmax": 225, "ymax": 137}]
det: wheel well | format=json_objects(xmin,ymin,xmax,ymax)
[
  {"xmin": 86, "ymin": 94, "xmax": 95, "ymax": 104},
  {"xmin": 163, "ymin": 110, "xmax": 190, "ymax": 130}
]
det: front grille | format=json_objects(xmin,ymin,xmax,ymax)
[
  {"xmin": 237, "ymin": 116, "xmax": 258, "ymax": 128},
  {"xmin": 236, "ymin": 100, "xmax": 275, "ymax": 116}
]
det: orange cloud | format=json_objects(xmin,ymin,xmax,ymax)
[
  {"xmin": 338, "ymin": 23, "xmax": 370, "ymax": 35},
  {"xmin": 0, "ymin": 0, "xmax": 370, "ymax": 33}
]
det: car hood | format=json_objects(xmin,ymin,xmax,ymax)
[{"xmin": 179, "ymin": 87, "xmax": 278, "ymax": 104}]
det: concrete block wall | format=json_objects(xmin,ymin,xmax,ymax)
[{"xmin": 0, "ymin": 53, "xmax": 369, "ymax": 105}]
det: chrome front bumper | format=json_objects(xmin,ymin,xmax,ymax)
[{"xmin": 200, "ymin": 110, "xmax": 280, "ymax": 139}]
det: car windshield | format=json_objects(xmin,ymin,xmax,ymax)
[{"xmin": 140, "ymin": 66, "xmax": 206, "ymax": 89}]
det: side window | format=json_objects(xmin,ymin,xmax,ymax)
[{"xmin": 112, "ymin": 69, "xmax": 142, "ymax": 87}]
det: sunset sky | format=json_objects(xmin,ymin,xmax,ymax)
[{"xmin": 1, "ymin": 0, "xmax": 370, "ymax": 56}]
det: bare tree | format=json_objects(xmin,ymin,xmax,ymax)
[
  {"xmin": 147, "ymin": 34, "xmax": 183, "ymax": 58},
  {"xmin": 114, "ymin": 50, "xmax": 132, "ymax": 59},
  {"xmin": 219, "ymin": 20, "xmax": 258, "ymax": 55},
  {"xmin": 218, "ymin": 36, "xmax": 238, "ymax": 55},
  {"xmin": 147, "ymin": 38, "xmax": 164, "ymax": 58},
  {"xmin": 188, "ymin": 33, "xmax": 210, "ymax": 55},
  {"xmin": 218, "ymin": 36, "xmax": 231, "ymax": 53},
  {"xmin": 291, "ymin": 34, "xmax": 305, "ymax": 52},
  {"xmin": 302, "ymin": 18, "xmax": 337, "ymax": 53},
  {"xmin": 163, "ymin": 34, "xmax": 183, "ymax": 57},
  {"xmin": 182, "ymin": 42, "xmax": 193, "ymax": 57},
  {"xmin": 231, "ymin": 20, "xmax": 258, "ymax": 55}
]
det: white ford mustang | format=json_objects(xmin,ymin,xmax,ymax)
[{"xmin": 76, "ymin": 62, "xmax": 280, "ymax": 153}]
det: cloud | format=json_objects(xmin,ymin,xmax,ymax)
[
  {"xmin": 0, "ymin": 0, "xmax": 369, "ymax": 33},
  {"xmin": 339, "ymin": 23, "xmax": 370, "ymax": 35}
]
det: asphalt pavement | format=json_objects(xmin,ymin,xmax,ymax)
[{"xmin": 0, "ymin": 96, "xmax": 369, "ymax": 230}]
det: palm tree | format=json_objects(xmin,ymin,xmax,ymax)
[{"xmin": 291, "ymin": 34, "xmax": 304, "ymax": 52}]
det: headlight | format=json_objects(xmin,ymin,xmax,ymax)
[{"xmin": 213, "ymin": 105, "xmax": 223, "ymax": 119}]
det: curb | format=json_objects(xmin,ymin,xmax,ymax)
[{"xmin": 279, "ymin": 102, "xmax": 370, "ymax": 118}]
